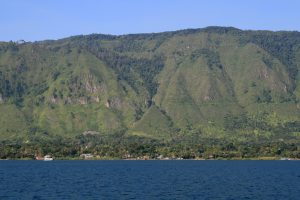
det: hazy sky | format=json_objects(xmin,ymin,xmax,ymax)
[{"xmin": 1, "ymin": 0, "xmax": 299, "ymax": 41}]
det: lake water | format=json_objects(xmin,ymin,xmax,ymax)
[{"xmin": 0, "ymin": 160, "xmax": 300, "ymax": 199}]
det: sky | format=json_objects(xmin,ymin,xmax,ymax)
[{"xmin": 1, "ymin": 0, "xmax": 300, "ymax": 41}]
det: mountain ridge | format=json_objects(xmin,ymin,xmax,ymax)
[
  {"xmin": 6, "ymin": 26, "xmax": 300, "ymax": 44},
  {"xmin": 0, "ymin": 26, "xmax": 300, "ymax": 144}
]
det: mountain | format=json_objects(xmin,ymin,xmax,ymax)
[{"xmin": 1, "ymin": 26, "xmax": 300, "ymax": 145}]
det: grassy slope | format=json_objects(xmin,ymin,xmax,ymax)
[
  {"xmin": 0, "ymin": 27, "xmax": 300, "ymax": 141},
  {"xmin": 129, "ymin": 105, "xmax": 174, "ymax": 140}
]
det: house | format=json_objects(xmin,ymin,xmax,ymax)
[{"xmin": 80, "ymin": 154, "xmax": 94, "ymax": 160}]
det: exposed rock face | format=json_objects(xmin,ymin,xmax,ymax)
[
  {"xmin": 109, "ymin": 97, "xmax": 122, "ymax": 109},
  {"xmin": 105, "ymin": 98, "xmax": 123, "ymax": 110},
  {"xmin": 0, "ymin": 94, "xmax": 3, "ymax": 103},
  {"xmin": 78, "ymin": 97, "xmax": 88, "ymax": 105},
  {"xmin": 49, "ymin": 96, "xmax": 58, "ymax": 104},
  {"xmin": 92, "ymin": 96, "xmax": 100, "ymax": 103},
  {"xmin": 83, "ymin": 74, "xmax": 106, "ymax": 94},
  {"xmin": 85, "ymin": 80, "xmax": 99, "ymax": 93},
  {"xmin": 49, "ymin": 73, "xmax": 108, "ymax": 105}
]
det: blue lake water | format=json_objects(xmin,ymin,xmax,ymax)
[{"xmin": 0, "ymin": 160, "xmax": 300, "ymax": 199}]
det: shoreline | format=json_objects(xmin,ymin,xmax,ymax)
[{"xmin": 1, "ymin": 157, "xmax": 299, "ymax": 161}]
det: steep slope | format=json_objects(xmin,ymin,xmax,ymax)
[
  {"xmin": 0, "ymin": 27, "xmax": 300, "ymax": 142},
  {"xmin": 129, "ymin": 105, "xmax": 174, "ymax": 139}
]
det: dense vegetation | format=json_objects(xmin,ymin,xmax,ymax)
[
  {"xmin": 1, "ymin": 26, "xmax": 300, "ymax": 159},
  {"xmin": 1, "ymin": 133, "xmax": 300, "ymax": 160}
]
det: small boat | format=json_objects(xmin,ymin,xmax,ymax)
[
  {"xmin": 280, "ymin": 157, "xmax": 291, "ymax": 160},
  {"xmin": 44, "ymin": 155, "xmax": 53, "ymax": 161}
]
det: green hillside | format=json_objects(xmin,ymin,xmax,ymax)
[{"xmin": 1, "ymin": 27, "xmax": 300, "ymax": 158}]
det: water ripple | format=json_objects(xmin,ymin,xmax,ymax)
[{"xmin": 0, "ymin": 160, "xmax": 300, "ymax": 199}]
